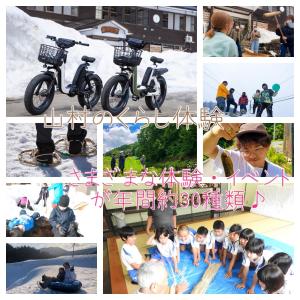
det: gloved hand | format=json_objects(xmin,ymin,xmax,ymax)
[{"xmin": 57, "ymin": 225, "xmax": 66, "ymax": 236}]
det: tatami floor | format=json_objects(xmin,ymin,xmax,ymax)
[{"xmin": 107, "ymin": 212, "xmax": 294, "ymax": 294}]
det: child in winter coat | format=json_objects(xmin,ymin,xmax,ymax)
[
  {"xmin": 63, "ymin": 262, "xmax": 77, "ymax": 283},
  {"xmin": 239, "ymin": 92, "xmax": 249, "ymax": 114},
  {"xmin": 49, "ymin": 195, "xmax": 77, "ymax": 237},
  {"xmin": 17, "ymin": 196, "xmax": 34, "ymax": 211},
  {"xmin": 35, "ymin": 183, "xmax": 49, "ymax": 207}
]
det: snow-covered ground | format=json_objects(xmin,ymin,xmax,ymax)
[
  {"xmin": 6, "ymin": 7, "xmax": 196, "ymax": 99},
  {"xmin": 6, "ymin": 184, "xmax": 98, "ymax": 237},
  {"xmin": 6, "ymin": 254, "xmax": 97, "ymax": 294},
  {"xmin": 6, "ymin": 123, "xmax": 97, "ymax": 177}
]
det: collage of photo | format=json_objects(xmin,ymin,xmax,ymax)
[{"xmin": 4, "ymin": 3, "xmax": 295, "ymax": 297}]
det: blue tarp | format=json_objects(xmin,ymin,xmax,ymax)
[{"xmin": 148, "ymin": 233, "xmax": 293, "ymax": 294}]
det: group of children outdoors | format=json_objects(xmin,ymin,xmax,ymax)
[
  {"xmin": 216, "ymin": 81, "xmax": 278, "ymax": 117},
  {"xmin": 7, "ymin": 183, "xmax": 78, "ymax": 237},
  {"xmin": 203, "ymin": 10, "xmax": 294, "ymax": 57},
  {"xmin": 119, "ymin": 220, "xmax": 293, "ymax": 294}
]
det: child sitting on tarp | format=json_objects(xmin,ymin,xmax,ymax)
[
  {"xmin": 120, "ymin": 226, "xmax": 143, "ymax": 284},
  {"xmin": 203, "ymin": 123, "xmax": 284, "ymax": 177},
  {"xmin": 211, "ymin": 220, "xmax": 228, "ymax": 261},
  {"xmin": 146, "ymin": 226, "xmax": 178, "ymax": 273},
  {"xmin": 17, "ymin": 196, "xmax": 34, "ymax": 211},
  {"xmin": 203, "ymin": 11, "xmax": 238, "ymax": 57},
  {"xmin": 8, "ymin": 210, "xmax": 40, "ymax": 236}
]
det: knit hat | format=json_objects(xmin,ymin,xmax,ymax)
[{"xmin": 59, "ymin": 195, "xmax": 70, "ymax": 208}]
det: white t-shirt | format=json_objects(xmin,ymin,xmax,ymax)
[
  {"xmin": 238, "ymin": 245, "xmax": 250, "ymax": 267},
  {"xmin": 192, "ymin": 231, "xmax": 214, "ymax": 250},
  {"xmin": 151, "ymin": 239, "xmax": 176, "ymax": 258},
  {"xmin": 121, "ymin": 244, "xmax": 143, "ymax": 271},
  {"xmin": 175, "ymin": 231, "xmax": 195, "ymax": 247},
  {"xmin": 223, "ymin": 237, "xmax": 239, "ymax": 255},
  {"xmin": 211, "ymin": 229, "xmax": 228, "ymax": 243},
  {"xmin": 251, "ymin": 250, "xmax": 273, "ymax": 273},
  {"xmin": 213, "ymin": 146, "xmax": 284, "ymax": 177}
]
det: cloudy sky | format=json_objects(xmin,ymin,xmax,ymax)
[
  {"xmin": 10, "ymin": 243, "xmax": 95, "ymax": 251},
  {"xmin": 103, "ymin": 123, "xmax": 144, "ymax": 153},
  {"xmin": 203, "ymin": 62, "xmax": 294, "ymax": 116}
]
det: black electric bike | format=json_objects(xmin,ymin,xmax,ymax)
[
  {"xmin": 24, "ymin": 35, "xmax": 102, "ymax": 115},
  {"xmin": 101, "ymin": 38, "xmax": 168, "ymax": 116}
]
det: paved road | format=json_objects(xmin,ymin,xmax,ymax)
[{"xmin": 7, "ymin": 91, "xmax": 197, "ymax": 118}]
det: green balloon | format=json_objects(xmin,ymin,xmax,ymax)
[{"xmin": 272, "ymin": 84, "xmax": 280, "ymax": 92}]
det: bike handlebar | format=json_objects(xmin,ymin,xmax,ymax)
[{"xmin": 46, "ymin": 35, "xmax": 89, "ymax": 47}]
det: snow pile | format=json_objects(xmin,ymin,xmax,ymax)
[
  {"xmin": 258, "ymin": 27, "xmax": 280, "ymax": 44},
  {"xmin": 6, "ymin": 184, "xmax": 98, "ymax": 237},
  {"xmin": 6, "ymin": 123, "xmax": 97, "ymax": 177},
  {"xmin": 6, "ymin": 7, "xmax": 197, "ymax": 99},
  {"xmin": 6, "ymin": 254, "xmax": 97, "ymax": 294}
]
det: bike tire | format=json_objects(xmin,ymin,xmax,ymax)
[{"xmin": 145, "ymin": 76, "xmax": 167, "ymax": 110}]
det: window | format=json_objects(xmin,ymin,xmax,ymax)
[
  {"xmin": 71, "ymin": 6, "xmax": 78, "ymax": 16},
  {"xmin": 162, "ymin": 13, "xmax": 168, "ymax": 28},
  {"xmin": 137, "ymin": 8, "xmax": 148, "ymax": 25},
  {"xmin": 190, "ymin": 16, "xmax": 195, "ymax": 32},
  {"xmin": 26, "ymin": 6, "xmax": 44, "ymax": 11},
  {"xmin": 95, "ymin": 6, "xmax": 103, "ymax": 20},
  {"xmin": 102, "ymin": 7, "xmax": 109, "ymax": 19},
  {"xmin": 45, "ymin": 6, "xmax": 54, "ymax": 13},
  {"xmin": 124, "ymin": 7, "xmax": 136, "ymax": 24},
  {"xmin": 179, "ymin": 15, "xmax": 185, "ymax": 31},
  {"xmin": 111, "ymin": 7, "xmax": 117, "ymax": 18}
]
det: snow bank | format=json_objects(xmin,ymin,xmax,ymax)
[
  {"xmin": 6, "ymin": 254, "xmax": 97, "ymax": 293},
  {"xmin": 6, "ymin": 123, "xmax": 97, "ymax": 177},
  {"xmin": 6, "ymin": 184, "xmax": 98, "ymax": 237},
  {"xmin": 6, "ymin": 7, "xmax": 197, "ymax": 99},
  {"xmin": 258, "ymin": 27, "xmax": 280, "ymax": 44}
]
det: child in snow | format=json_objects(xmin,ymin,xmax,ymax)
[
  {"xmin": 17, "ymin": 196, "xmax": 34, "ymax": 211},
  {"xmin": 235, "ymin": 228, "xmax": 255, "ymax": 289},
  {"xmin": 238, "ymin": 92, "xmax": 249, "ymax": 114},
  {"xmin": 256, "ymin": 83, "xmax": 278, "ymax": 117},
  {"xmin": 63, "ymin": 184, "xmax": 70, "ymax": 195},
  {"xmin": 120, "ymin": 226, "xmax": 143, "ymax": 284},
  {"xmin": 203, "ymin": 11, "xmax": 238, "ymax": 57},
  {"xmin": 252, "ymin": 90, "xmax": 261, "ymax": 115},
  {"xmin": 39, "ymin": 267, "xmax": 66, "ymax": 289},
  {"xmin": 245, "ymin": 238, "xmax": 274, "ymax": 294},
  {"xmin": 63, "ymin": 262, "xmax": 77, "ymax": 283},
  {"xmin": 175, "ymin": 225, "xmax": 196, "ymax": 262},
  {"xmin": 203, "ymin": 123, "xmax": 284, "ymax": 177},
  {"xmin": 225, "ymin": 88, "xmax": 238, "ymax": 115},
  {"xmin": 49, "ymin": 195, "xmax": 77, "ymax": 237},
  {"xmin": 8, "ymin": 210, "xmax": 40, "ymax": 237},
  {"xmin": 35, "ymin": 183, "xmax": 49, "ymax": 207},
  {"xmin": 146, "ymin": 226, "xmax": 178, "ymax": 273},
  {"xmin": 192, "ymin": 226, "xmax": 214, "ymax": 265},
  {"xmin": 257, "ymin": 264, "xmax": 285, "ymax": 294},
  {"xmin": 223, "ymin": 224, "xmax": 242, "ymax": 278},
  {"xmin": 211, "ymin": 220, "xmax": 228, "ymax": 261},
  {"xmin": 216, "ymin": 81, "xmax": 229, "ymax": 112},
  {"xmin": 48, "ymin": 183, "xmax": 64, "ymax": 207}
]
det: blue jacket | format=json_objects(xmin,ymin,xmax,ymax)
[
  {"xmin": 49, "ymin": 207, "xmax": 75, "ymax": 230},
  {"xmin": 48, "ymin": 183, "xmax": 64, "ymax": 205},
  {"xmin": 8, "ymin": 215, "xmax": 34, "ymax": 231}
]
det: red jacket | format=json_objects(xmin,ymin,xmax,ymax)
[{"xmin": 239, "ymin": 96, "xmax": 248, "ymax": 105}]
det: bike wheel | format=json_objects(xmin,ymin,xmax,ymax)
[
  {"xmin": 101, "ymin": 75, "xmax": 129, "ymax": 116},
  {"xmin": 77, "ymin": 74, "xmax": 102, "ymax": 109},
  {"xmin": 24, "ymin": 74, "xmax": 55, "ymax": 115},
  {"xmin": 145, "ymin": 76, "xmax": 167, "ymax": 110}
]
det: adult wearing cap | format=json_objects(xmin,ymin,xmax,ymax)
[
  {"xmin": 203, "ymin": 123, "xmax": 284, "ymax": 177},
  {"xmin": 49, "ymin": 195, "xmax": 77, "ymax": 237},
  {"xmin": 146, "ymin": 184, "xmax": 177, "ymax": 241},
  {"xmin": 256, "ymin": 83, "xmax": 278, "ymax": 117}
]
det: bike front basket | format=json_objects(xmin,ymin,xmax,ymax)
[
  {"xmin": 113, "ymin": 46, "xmax": 142, "ymax": 67},
  {"xmin": 38, "ymin": 44, "xmax": 67, "ymax": 66}
]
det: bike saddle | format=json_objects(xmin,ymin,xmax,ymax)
[
  {"xmin": 150, "ymin": 56, "xmax": 164, "ymax": 64},
  {"xmin": 56, "ymin": 38, "xmax": 76, "ymax": 49},
  {"xmin": 81, "ymin": 56, "xmax": 95, "ymax": 63}
]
